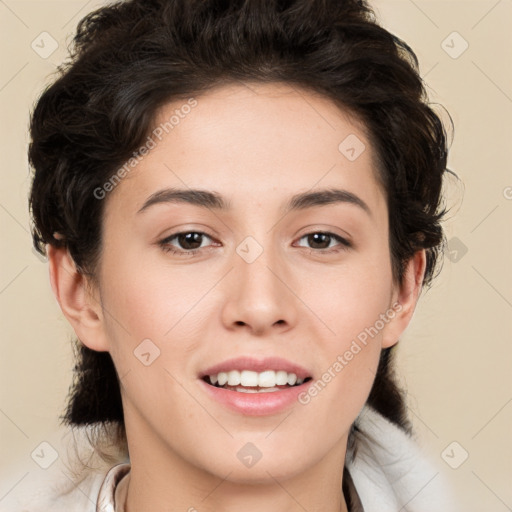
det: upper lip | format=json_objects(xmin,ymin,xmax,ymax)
[{"xmin": 200, "ymin": 356, "xmax": 312, "ymax": 380}]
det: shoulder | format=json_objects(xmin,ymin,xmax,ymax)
[{"xmin": 346, "ymin": 404, "xmax": 458, "ymax": 512}]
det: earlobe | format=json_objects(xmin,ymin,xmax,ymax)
[
  {"xmin": 381, "ymin": 250, "xmax": 427, "ymax": 349},
  {"xmin": 47, "ymin": 245, "xmax": 109, "ymax": 352}
]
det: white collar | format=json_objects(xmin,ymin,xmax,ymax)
[{"xmin": 346, "ymin": 404, "xmax": 456, "ymax": 511}]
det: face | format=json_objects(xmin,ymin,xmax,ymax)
[{"xmin": 79, "ymin": 82, "xmax": 414, "ymax": 483}]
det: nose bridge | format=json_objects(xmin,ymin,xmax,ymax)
[
  {"xmin": 221, "ymin": 232, "xmax": 297, "ymax": 334},
  {"xmin": 235, "ymin": 232, "xmax": 285, "ymax": 303}
]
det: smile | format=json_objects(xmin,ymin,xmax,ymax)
[
  {"xmin": 204, "ymin": 370, "xmax": 311, "ymax": 393},
  {"xmin": 199, "ymin": 357, "xmax": 314, "ymax": 415}
]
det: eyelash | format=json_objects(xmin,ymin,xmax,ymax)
[{"xmin": 158, "ymin": 231, "xmax": 351, "ymax": 257}]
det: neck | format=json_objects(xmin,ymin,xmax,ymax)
[{"xmin": 122, "ymin": 468, "xmax": 350, "ymax": 512}]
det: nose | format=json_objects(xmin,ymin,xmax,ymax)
[{"xmin": 220, "ymin": 241, "xmax": 299, "ymax": 336}]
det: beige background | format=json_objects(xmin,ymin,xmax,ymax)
[{"xmin": 1, "ymin": 1, "xmax": 511, "ymax": 510}]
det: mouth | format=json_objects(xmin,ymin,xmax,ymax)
[
  {"xmin": 199, "ymin": 359, "xmax": 314, "ymax": 415},
  {"xmin": 202, "ymin": 370, "xmax": 312, "ymax": 393}
]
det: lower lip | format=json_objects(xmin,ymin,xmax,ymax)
[{"xmin": 199, "ymin": 379, "xmax": 312, "ymax": 416}]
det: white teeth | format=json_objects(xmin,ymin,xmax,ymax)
[
  {"xmin": 258, "ymin": 370, "xmax": 276, "ymax": 387},
  {"xmin": 275, "ymin": 370, "xmax": 288, "ymax": 386},
  {"xmin": 227, "ymin": 370, "xmax": 241, "ymax": 386},
  {"xmin": 240, "ymin": 370, "xmax": 259, "ymax": 387},
  {"xmin": 234, "ymin": 386, "xmax": 279, "ymax": 393},
  {"xmin": 207, "ymin": 370, "xmax": 307, "ymax": 389}
]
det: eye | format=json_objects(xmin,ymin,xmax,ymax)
[
  {"xmin": 159, "ymin": 230, "xmax": 351, "ymax": 257},
  {"xmin": 295, "ymin": 232, "xmax": 351, "ymax": 253},
  {"xmin": 159, "ymin": 231, "xmax": 217, "ymax": 256}
]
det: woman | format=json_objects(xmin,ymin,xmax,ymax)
[{"xmin": 24, "ymin": 0, "xmax": 456, "ymax": 510}]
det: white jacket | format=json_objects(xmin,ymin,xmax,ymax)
[{"xmin": 2, "ymin": 405, "xmax": 457, "ymax": 511}]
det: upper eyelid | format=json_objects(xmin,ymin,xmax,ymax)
[
  {"xmin": 296, "ymin": 232, "xmax": 350, "ymax": 245},
  {"xmin": 161, "ymin": 231, "xmax": 217, "ymax": 247}
]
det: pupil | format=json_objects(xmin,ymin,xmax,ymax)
[
  {"xmin": 309, "ymin": 233, "xmax": 330, "ymax": 249},
  {"xmin": 179, "ymin": 232, "xmax": 202, "ymax": 249}
]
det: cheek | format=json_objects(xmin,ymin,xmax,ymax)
[
  {"xmin": 302, "ymin": 254, "xmax": 394, "ymax": 344},
  {"xmin": 284, "ymin": 257, "xmax": 393, "ymax": 408},
  {"xmin": 97, "ymin": 257, "xmax": 210, "ymax": 434},
  {"xmin": 100, "ymin": 255, "xmax": 213, "ymax": 351},
  {"xmin": 297, "ymin": 255, "xmax": 393, "ymax": 401}
]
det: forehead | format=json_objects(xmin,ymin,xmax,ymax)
[{"xmin": 105, "ymin": 81, "xmax": 386, "ymax": 219}]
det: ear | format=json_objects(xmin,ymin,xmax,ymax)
[
  {"xmin": 381, "ymin": 249, "xmax": 426, "ymax": 349},
  {"xmin": 47, "ymin": 245, "xmax": 109, "ymax": 352}
]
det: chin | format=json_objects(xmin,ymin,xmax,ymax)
[{"xmin": 193, "ymin": 439, "xmax": 320, "ymax": 485}]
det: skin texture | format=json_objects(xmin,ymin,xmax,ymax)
[{"xmin": 48, "ymin": 82, "xmax": 426, "ymax": 512}]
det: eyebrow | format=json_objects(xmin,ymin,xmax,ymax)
[{"xmin": 137, "ymin": 187, "xmax": 371, "ymax": 217}]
